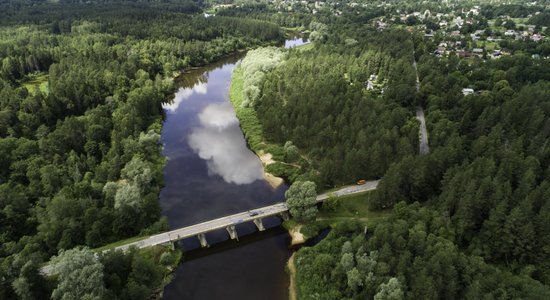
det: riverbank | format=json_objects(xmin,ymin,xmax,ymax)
[
  {"xmin": 229, "ymin": 66, "xmax": 286, "ymax": 189},
  {"xmin": 287, "ymin": 253, "xmax": 298, "ymax": 300}
]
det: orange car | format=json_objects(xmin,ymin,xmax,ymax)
[{"xmin": 357, "ymin": 179, "xmax": 367, "ymax": 185}]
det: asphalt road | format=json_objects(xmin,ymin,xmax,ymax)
[
  {"xmin": 316, "ymin": 180, "xmax": 380, "ymax": 202},
  {"xmin": 116, "ymin": 203, "xmax": 288, "ymax": 252}
]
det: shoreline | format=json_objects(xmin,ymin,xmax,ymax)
[
  {"xmin": 228, "ymin": 65, "xmax": 286, "ymax": 190},
  {"xmin": 287, "ymin": 253, "xmax": 298, "ymax": 300},
  {"xmin": 259, "ymin": 151, "xmax": 285, "ymax": 189}
]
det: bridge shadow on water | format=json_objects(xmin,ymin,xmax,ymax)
[{"xmin": 179, "ymin": 225, "xmax": 290, "ymax": 263}]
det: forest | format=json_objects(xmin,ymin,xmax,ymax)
[
  {"xmin": 0, "ymin": 1, "xmax": 283, "ymax": 298},
  {"xmin": 231, "ymin": 1, "xmax": 550, "ymax": 299},
  {"xmin": 237, "ymin": 25, "xmax": 419, "ymax": 188},
  {"xmin": 2, "ymin": 0, "xmax": 550, "ymax": 298}
]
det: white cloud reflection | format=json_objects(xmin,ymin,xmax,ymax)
[
  {"xmin": 188, "ymin": 102, "xmax": 264, "ymax": 184},
  {"xmin": 163, "ymin": 82, "xmax": 208, "ymax": 112}
]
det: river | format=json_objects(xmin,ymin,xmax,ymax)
[{"xmin": 160, "ymin": 36, "xmax": 308, "ymax": 300}]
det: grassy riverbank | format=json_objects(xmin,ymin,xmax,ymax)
[{"xmin": 229, "ymin": 66, "xmax": 305, "ymax": 183}]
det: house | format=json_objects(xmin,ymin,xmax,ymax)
[
  {"xmin": 531, "ymin": 34, "xmax": 543, "ymax": 42},
  {"xmin": 505, "ymin": 30, "xmax": 517, "ymax": 36},
  {"xmin": 462, "ymin": 88, "xmax": 475, "ymax": 96},
  {"xmin": 453, "ymin": 17, "xmax": 464, "ymax": 27},
  {"xmin": 472, "ymin": 48, "xmax": 484, "ymax": 57},
  {"xmin": 474, "ymin": 30, "xmax": 485, "ymax": 36},
  {"xmin": 435, "ymin": 46, "xmax": 446, "ymax": 56},
  {"xmin": 501, "ymin": 48, "xmax": 512, "ymax": 55},
  {"xmin": 458, "ymin": 50, "xmax": 472, "ymax": 58}
]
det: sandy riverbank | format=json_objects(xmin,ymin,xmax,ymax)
[
  {"xmin": 287, "ymin": 253, "xmax": 298, "ymax": 300},
  {"xmin": 258, "ymin": 151, "xmax": 285, "ymax": 189},
  {"xmin": 288, "ymin": 225, "xmax": 305, "ymax": 246}
]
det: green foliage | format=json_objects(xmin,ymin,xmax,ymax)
[
  {"xmin": 294, "ymin": 203, "xmax": 550, "ymax": 299},
  {"xmin": 374, "ymin": 278, "xmax": 404, "ymax": 300},
  {"xmin": 99, "ymin": 246, "xmax": 181, "ymax": 300},
  {"xmin": 374, "ymin": 46, "xmax": 550, "ymax": 285},
  {"xmin": 0, "ymin": 1, "xmax": 283, "ymax": 298},
  {"xmin": 247, "ymin": 30, "xmax": 418, "ymax": 188},
  {"xmin": 50, "ymin": 247, "xmax": 105, "ymax": 300},
  {"xmin": 285, "ymin": 181, "xmax": 318, "ymax": 223},
  {"xmin": 239, "ymin": 47, "xmax": 284, "ymax": 107}
]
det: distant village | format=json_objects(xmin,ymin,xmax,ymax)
[
  {"xmin": 261, "ymin": 0, "xmax": 547, "ymax": 61},
  {"xmin": 374, "ymin": 5, "xmax": 546, "ymax": 60},
  {"xmin": 212, "ymin": 0, "xmax": 549, "ymax": 97}
]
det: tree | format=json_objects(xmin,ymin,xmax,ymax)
[
  {"xmin": 341, "ymin": 253, "xmax": 355, "ymax": 272},
  {"xmin": 114, "ymin": 183, "xmax": 141, "ymax": 210},
  {"xmin": 50, "ymin": 248, "xmax": 105, "ymax": 300},
  {"xmin": 284, "ymin": 141, "xmax": 300, "ymax": 162},
  {"xmin": 374, "ymin": 278, "xmax": 404, "ymax": 300},
  {"xmin": 347, "ymin": 268, "xmax": 364, "ymax": 290},
  {"xmin": 285, "ymin": 181, "xmax": 318, "ymax": 223}
]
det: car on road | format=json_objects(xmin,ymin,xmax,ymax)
[{"xmin": 249, "ymin": 211, "xmax": 259, "ymax": 216}]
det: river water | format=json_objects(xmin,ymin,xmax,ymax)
[{"xmin": 160, "ymin": 37, "xmax": 308, "ymax": 299}]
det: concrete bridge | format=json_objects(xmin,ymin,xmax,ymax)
[
  {"xmin": 116, "ymin": 179, "xmax": 379, "ymax": 251},
  {"xmin": 41, "ymin": 180, "xmax": 379, "ymax": 275}
]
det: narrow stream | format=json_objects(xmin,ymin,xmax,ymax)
[{"xmin": 160, "ymin": 37, "xmax": 308, "ymax": 299}]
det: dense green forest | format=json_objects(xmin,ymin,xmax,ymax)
[
  {"xmin": 2, "ymin": 0, "xmax": 550, "ymax": 298},
  {"xmin": 235, "ymin": 26, "xmax": 419, "ymax": 188},
  {"xmin": 0, "ymin": 1, "xmax": 283, "ymax": 298},
  {"xmin": 229, "ymin": 1, "xmax": 550, "ymax": 298}
]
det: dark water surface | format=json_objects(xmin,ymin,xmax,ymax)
[{"xmin": 160, "ymin": 38, "xmax": 307, "ymax": 300}]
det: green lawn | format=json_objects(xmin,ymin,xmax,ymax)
[
  {"xmin": 92, "ymin": 235, "xmax": 150, "ymax": 252},
  {"xmin": 21, "ymin": 73, "xmax": 49, "ymax": 95},
  {"xmin": 317, "ymin": 191, "xmax": 392, "ymax": 227},
  {"xmin": 296, "ymin": 43, "xmax": 314, "ymax": 51}
]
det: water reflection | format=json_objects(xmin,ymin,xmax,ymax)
[
  {"xmin": 284, "ymin": 36, "xmax": 309, "ymax": 48},
  {"xmin": 163, "ymin": 82, "xmax": 208, "ymax": 112},
  {"xmin": 188, "ymin": 102, "xmax": 264, "ymax": 184}
]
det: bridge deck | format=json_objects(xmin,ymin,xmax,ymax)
[
  {"xmin": 116, "ymin": 179, "xmax": 379, "ymax": 251},
  {"xmin": 41, "ymin": 180, "xmax": 379, "ymax": 275},
  {"xmin": 116, "ymin": 202, "xmax": 288, "ymax": 251}
]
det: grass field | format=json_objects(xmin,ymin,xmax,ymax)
[
  {"xmin": 317, "ymin": 191, "xmax": 392, "ymax": 226},
  {"xmin": 92, "ymin": 235, "xmax": 150, "ymax": 252},
  {"xmin": 295, "ymin": 43, "xmax": 314, "ymax": 51},
  {"xmin": 21, "ymin": 73, "xmax": 49, "ymax": 95}
]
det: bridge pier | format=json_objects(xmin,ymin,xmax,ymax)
[
  {"xmin": 253, "ymin": 218, "xmax": 265, "ymax": 231},
  {"xmin": 197, "ymin": 233, "xmax": 209, "ymax": 248},
  {"xmin": 279, "ymin": 211, "xmax": 290, "ymax": 221},
  {"xmin": 226, "ymin": 225, "xmax": 239, "ymax": 240}
]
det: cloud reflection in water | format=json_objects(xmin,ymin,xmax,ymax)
[
  {"xmin": 188, "ymin": 102, "xmax": 264, "ymax": 184},
  {"xmin": 163, "ymin": 82, "xmax": 208, "ymax": 112}
]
